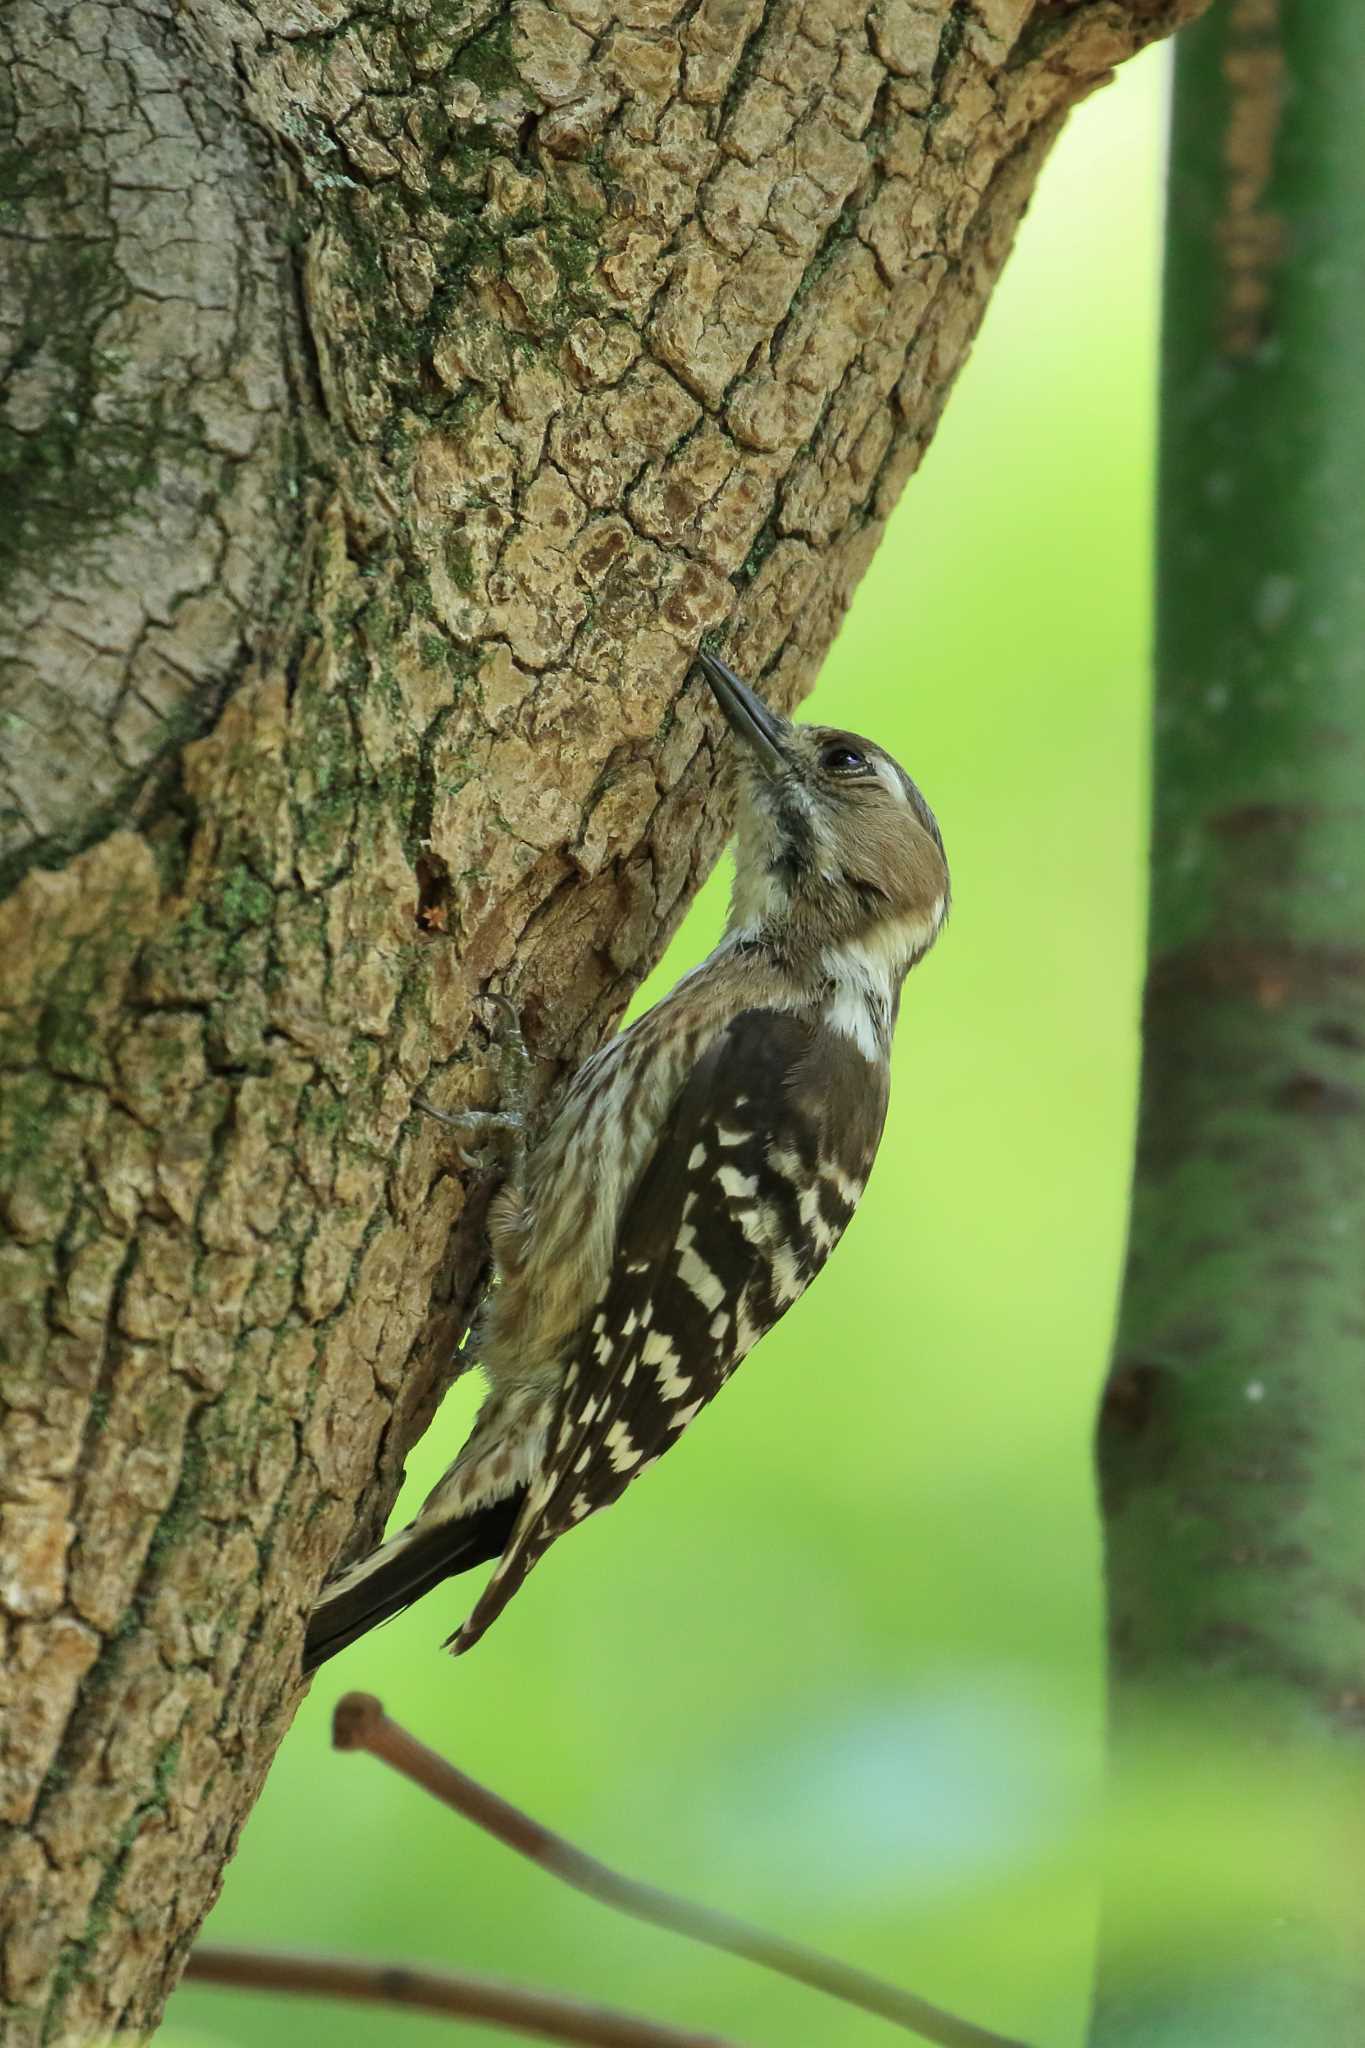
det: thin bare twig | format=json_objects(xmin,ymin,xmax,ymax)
[
  {"xmin": 332, "ymin": 1693, "xmax": 1031, "ymax": 2048},
  {"xmin": 183, "ymin": 1946, "xmax": 741, "ymax": 2047}
]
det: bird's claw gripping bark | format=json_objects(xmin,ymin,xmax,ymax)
[
  {"xmin": 479, "ymin": 992, "xmax": 530, "ymax": 1132},
  {"xmin": 415, "ymin": 993, "xmax": 530, "ymax": 1182}
]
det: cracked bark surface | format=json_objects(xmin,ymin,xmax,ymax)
[{"xmin": 0, "ymin": 1, "xmax": 1206, "ymax": 2038}]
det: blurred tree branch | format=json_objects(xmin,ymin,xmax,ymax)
[
  {"xmin": 1, "ymin": 0, "xmax": 1208, "ymax": 2038},
  {"xmin": 326, "ymin": 1693, "xmax": 1028, "ymax": 2048},
  {"xmin": 1092, "ymin": 2, "xmax": 1365, "ymax": 2040},
  {"xmin": 183, "ymin": 1945, "xmax": 743, "ymax": 2048}
]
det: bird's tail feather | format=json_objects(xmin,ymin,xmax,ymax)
[{"xmin": 302, "ymin": 1493, "xmax": 524, "ymax": 1675}]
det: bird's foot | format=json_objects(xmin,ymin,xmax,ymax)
[
  {"xmin": 480, "ymin": 991, "xmax": 531, "ymax": 1129},
  {"xmin": 415, "ymin": 994, "xmax": 531, "ymax": 1182}
]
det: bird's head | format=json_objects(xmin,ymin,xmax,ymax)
[{"xmin": 699, "ymin": 651, "xmax": 950, "ymax": 986}]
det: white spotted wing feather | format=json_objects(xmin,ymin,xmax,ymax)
[{"xmin": 451, "ymin": 1006, "xmax": 889, "ymax": 1651}]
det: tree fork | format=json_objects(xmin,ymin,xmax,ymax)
[
  {"xmin": 1, "ymin": 3, "xmax": 1206, "ymax": 2040},
  {"xmin": 1092, "ymin": 3, "xmax": 1365, "ymax": 2040}
]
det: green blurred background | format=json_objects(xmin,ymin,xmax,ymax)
[{"xmin": 170, "ymin": 51, "xmax": 1167, "ymax": 2048}]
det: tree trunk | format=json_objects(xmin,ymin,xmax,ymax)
[
  {"xmin": 1092, "ymin": 2, "xmax": 1365, "ymax": 2040},
  {"xmin": 1, "ymin": 3, "xmax": 1205, "ymax": 2039}
]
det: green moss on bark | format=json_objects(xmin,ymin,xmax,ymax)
[{"xmin": 0, "ymin": 146, "xmax": 162, "ymax": 605}]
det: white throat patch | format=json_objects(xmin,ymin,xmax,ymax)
[{"xmin": 820, "ymin": 898, "xmax": 945, "ymax": 1060}]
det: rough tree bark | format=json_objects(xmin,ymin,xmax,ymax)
[
  {"xmin": 1093, "ymin": 2, "xmax": 1365, "ymax": 2041},
  {"xmin": 1, "ymin": 3, "xmax": 1205, "ymax": 2040}
]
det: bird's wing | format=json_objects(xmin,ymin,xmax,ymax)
[{"xmin": 450, "ymin": 1005, "xmax": 889, "ymax": 1651}]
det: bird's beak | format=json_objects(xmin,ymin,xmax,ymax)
[{"xmin": 697, "ymin": 652, "xmax": 789, "ymax": 780}]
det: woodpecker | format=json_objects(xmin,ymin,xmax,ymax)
[{"xmin": 303, "ymin": 652, "xmax": 949, "ymax": 1672}]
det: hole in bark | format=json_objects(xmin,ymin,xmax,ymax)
[
  {"xmin": 1273, "ymin": 1070, "xmax": 1363, "ymax": 1117},
  {"xmin": 416, "ymin": 853, "xmax": 452, "ymax": 934},
  {"xmin": 1209, "ymin": 801, "xmax": 1317, "ymax": 838},
  {"xmin": 1314, "ymin": 1019, "xmax": 1365, "ymax": 1053},
  {"xmin": 1100, "ymin": 1360, "xmax": 1169, "ymax": 1440}
]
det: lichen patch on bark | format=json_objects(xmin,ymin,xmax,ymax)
[
  {"xmin": 0, "ymin": 2, "xmax": 294, "ymax": 888},
  {"xmin": 1216, "ymin": 0, "xmax": 1285, "ymax": 356}
]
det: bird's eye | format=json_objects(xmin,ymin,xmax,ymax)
[{"xmin": 821, "ymin": 743, "xmax": 867, "ymax": 774}]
